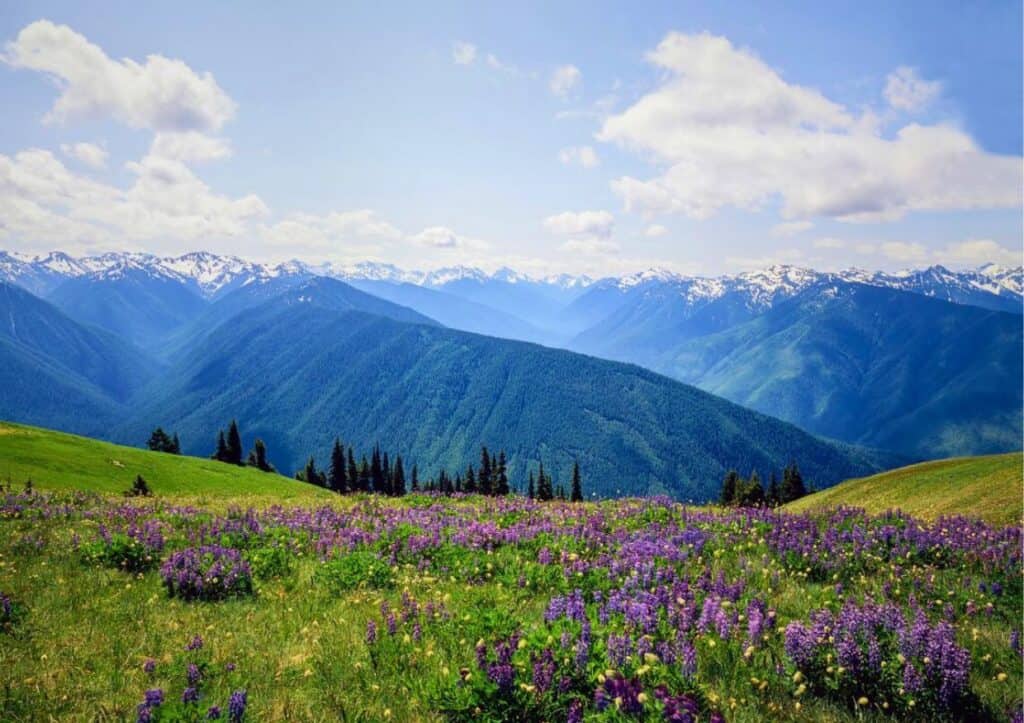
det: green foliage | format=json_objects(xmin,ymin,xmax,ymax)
[
  {"xmin": 316, "ymin": 551, "xmax": 394, "ymax": 593},
  {"xmin": 125, "ymin": 474, "xmax": 152, "ymax": 498}
]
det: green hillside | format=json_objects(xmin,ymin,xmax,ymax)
[
  {"xmin": 117, "ymin": 280, "xmax": 892, "ymax": 500},
  {"xmin": 0, "ymin": 421, "xmax": 330, "ymax": 501},
  {"xmin": 786, "ymin": 452, "xmax": 1023, "ymax": 525}
]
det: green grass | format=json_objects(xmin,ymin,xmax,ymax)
[
  {"xmin": 786, "ymin": 452, "xmax": 1023, "ymax": 525},
  {"xmin": 0, "ymin": 421, "xmax": 331, "ymax": 503}
]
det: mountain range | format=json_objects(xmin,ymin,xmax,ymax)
[{"xmin": 0, "ymin": 248, "xmax": 1019, "ymax": 485}]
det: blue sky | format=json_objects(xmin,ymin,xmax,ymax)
[{"xmin": 0, "ymin": 1, "xmax": 1021, "ymax": 276}]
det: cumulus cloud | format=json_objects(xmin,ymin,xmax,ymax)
[
  {"xmin": 558, "ymin": 145, "xmax": 599, "ymax": 168},
  {"xmin": 812, "ymin": 237, "xmax": 846, "ymax": 249},
  {"xmin": 938, "ymin": 239, "xmax": 1021, "ymax": 267},
  {"xmin": 878, "ymin": 241, "xmax": 929, "ymax": 262},
  {"xmin": 0, "ymin": 147, "xmax": 266, "ymax": 249},
  {"xmin": 599, "ymin": 32, "xmax": 1020, "ymax": 223},
  {"xmin": 772, "ymin": 220, "xmax": 813, "ymax": 237},
  {"xmin": 261, "ymin": 209, "xmax": 401, "ymax": 251},
  {"xmin": 60, "ymin": 141, "xmax": 107, "ymax": 168},
  {"xmin": 550, "ymin": 65, "xmax": 582, "ymax": 98},
  {"xmin": 149, "ymin": 131, "xmax": 232, "ymax": 163},
  {"xmin": 543, "ymin": 210, "xmax": 614, "ymax": 240},
  {"xmin": 884, "ymin": 67, "xmax": 942, "ymax": 112},
  {"xmin": 409, "ymin": 225, "xmax": 486, "ymax": 250},
  {"xmin": 3, "ymin": 20, "xmax": 236, "ymax": 132},
  {"xmin": 452, "ymin": 41, "xmax": 477, "ymax": 65},
  {"xmin": 560, "ymin": 238, "xmax": 619, "ymax": 255},
  {"xmin": 645, "ymin": 224, "xmax": 668, "ymax": 237}
]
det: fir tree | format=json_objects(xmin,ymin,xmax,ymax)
[
  {"xmin": 781, "ymin": 463, "xmax": 807, "ymax": 504},
  {"xmin": 300, "ymin": 456, "xmax": 325, "ymax": 487},
  {"xmin": 147, "ymin": 427, "xmax": 173, "ymax": 453},
  {"xmin": 479, "ymin": 446, "xmax": 493, "ymax": 496},
  {"xmin": 393, "ymin": 455, "xmax": 406, "ymax": 496},
  {"xmin": 170, "ymin": 433, "xmax": 181, "ymax": 455},
  {"xmin": 212, "ymin": 430, "xmax": 228, "ymax": 462},
  {"xmin": 247, "ymin": 438, "xmax": 274, "ymax": 472},
  {"xmin": 536, "ymin": 462, "xmax": 553, "ymax": 501},
  {"xmin": 720, "ymin": 470, "xmax": 739, "ymax": 506},
  {"xmin": 347, "ymin": 449, "xmax": 358, "ymax": 491},
  {"xmin": 370, "ymin": 446, "xmax": 384, "ymax": 494},
  {"xmin": 454, "ymin": 473, "xmax": 463, "ymax": 494},
  {"xmin": 738, "ymin": 471, "xmax": 765, "ymax": 507},
  {"xmin": 570, "ymin": 461, "xmax": 583, "ymax": 502},
  {"xmin": 767, "ymin": 471, "xmax": 780, "ymax": 507},
  {"xmin": 464, "ymin": 464, "xmax": 477, "ymax": 494},
  {"xmin": 125, "ymin": 474, "xmax": 152, "ymax": 497},
  {"xmin": 358, "ymin": 457, "xmax": 371, "ymax": 493},
  {"xmin": 226, "ymin": 420, "xmax": 243, "ymax": 466},
  {"xmin": 527, "ymin": 471, "xmax": 536, "ymax": 500},
  {"xmin": 411, "ymin": 464, "xmax": 419, "ymax": 492},
  {"xmin": 382, "ymin": 452, "xmax": 392, "ymax": 495},
  {"xmin": 328, "ymin": 438, "xmax": 347, "ymax": 493},
  {"xmin": 496, "ymin": 451, "xmax": 510, "ymax": 496}
]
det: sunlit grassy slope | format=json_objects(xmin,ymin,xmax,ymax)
[
  {"xmin": 0, "ymin": 421, "xmax": 330, "ymax": 501},
  {"xmin": 786, "ymin": 452, "xmax": 1022, "ymax": 525}
]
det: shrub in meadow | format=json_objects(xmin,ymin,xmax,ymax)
[
  {"xmin": 316, "ymin": 550, "xmax": 394, "ymax": 592},
  {"xmin": 82, "ymin": 521, "xmax": 165, "ymax": 572},
  {"xmin": 161, "ymin": 546, "xmax": 253, "ymax": 601}
]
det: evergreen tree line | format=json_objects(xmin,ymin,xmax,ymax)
[
  {"xmin": 525, "ymin": 460, "xmax": 584, "ymax": 502},
  {"xmin": 719, "ymin": 462, "xmax": 808, "ymax": 508},
  {"xmin": 298, "ymin": 439, "xmax": 409, "ymax": 496},
  {"xmin": 208, "ymin": 420, "xmax": 275, "ymax": 472},
  {"xmin": 146, "ymin": 427, "xmax": 181, "ymax": 454},
  {"xmin": 416, "ymin": 445, "xmax": 509, "ymax": 497}
]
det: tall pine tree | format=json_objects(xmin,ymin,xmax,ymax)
[
  {"xmin": 479, "ymin": 447, "xmax": 493, "ymax": 496},
  {"xmin": 247, "ymin": 439, "xmax": 274, "ymax": 472},
  {"xmin": 226, "ymin": 420, "xmax": 243, "ymax": 466},
  {"xmin": 393, "ymin": 455, "xmax": 406, "ymax": 496},
  {"xmin": 720, "ymin": 470, "xmax": 739, "ymax": 506},
  {"xmin": 570, "ymin": 461, "xmax": 583, "ymax": 502},
  {"xmin": 496, "ymin": 451, "xmax": 509, "ymax": 496},
  {"xmin": 328, "ymin": 438, "xmax": 347, "ymax": 493},
  {"xmin": 212, "ymin": 430, "xmax": 228, "ymax": 462}
]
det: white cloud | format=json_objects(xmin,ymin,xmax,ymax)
[
  {"xmin": 599, "ymin": 32, "xmax": 1020, "ymax": 223},
  {"xmin": 543, "ymin": 210, "xmax": 614, "ymax": 240},
  {"xmin": 812, "ymin": 237, "xmax": 846, "ymax": 249},
  {"xmin": 557, "ymin": 145, "xmax": 599, "ymax": 169},
  {"xmin": 884, "ymin": 67, "xmax": 941, "ymax": 112},
  {"xmin": 0, "ymin": 147, "xmax": 266, "ymax": 250},
  {"xmin": 60, "ymin": 141, "xmax": 107, "ymax": 168},
  {"xmin": 772, "ymin": 220, "xmax": 813, "ymax": 237},
  {"xmin": 645, "ymin": 224, "xmax": 668, "ymax": 237},
  {"xmin": 938, "ymin": 239, "xmax": 1021, "ymax": 267},
  {"xmin": 878, "ymin": 241, "xmax": 928, "ymax": 262},
  {"xmin": 261, "ymin": 209, "xmax": 401, "ymax": 250},
  {"xmin": 149, "ymin": 131, "xmax": 231, "ymax": 163},
  {"xmin": 409, "ymin": 225, "xmax": 486, "ymax": 250},
  {"xmin": 560, "ymin": 238, "xmax": 619, "ymax": 255},
  {"xmin": 452, "ymin": 41, "xmax": 477, "ymax": 65},
  {"xmin": 550, "ymin": 65, "xmax": 582, "ymax": 98},
  {"xmin": 4, "ymin": 20, "xmax": 236, "ymax": 132}
]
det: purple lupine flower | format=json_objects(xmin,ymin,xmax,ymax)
[
  {"xmin": 594, "ymin": 674, "xmax": 644, "ymax": 714},
  {"xmin": 187, "ymin": 663, "xmax": 202, "ymax": 686},
  {"xmin": 207, "ymin": 706, "xmax": 222, "ymax": 719},
  {"xmin": 186, "ymin": 635, "xmax": 204, "ymax": 651},
  {"xmin": 566, "ymin": 699, "xmax": 584, "ymax": 723},
  {"xmin": 228, "ymin": 690, "xmax": 247, "ymax": 722},
  {"xmin": 143, "ymin": 658, "xmax": 156, "ymax": 675},
  {"xmin": 365, "ymin": 621, "xmax": 377, "ymax": 645},
  {"xmin": 182, "ymin": 687, "xmax": 200, "ymax": 704}
]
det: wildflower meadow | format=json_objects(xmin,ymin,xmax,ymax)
[{"xmin": 0, "ymin": 487, "xmax": 1020, "ymax": 721}]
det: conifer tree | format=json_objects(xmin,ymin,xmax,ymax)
[
  {"xmin": 370, "ymin": 446, "xmax": 384, "ymax": 494},
  {"xmin": 382, "ymin": 452, "xmax": 392, "ymax": 495},
  {"xmin": 536, "ymin": 462, "xmax": 553, "ymax": 501},
  {"xmin": 781, "ymin": 463, "xmax": 807, "ymax": 504},
  {"xmin": 455, "ymin": 473, "xmax": 463, "ymax": 494},
  {"xmin": 226, "ymin": 420, "xmax": 243, "ymax": 466},
  {"xmin": 740, "ymin": 470, "xmax": 765, "ymax": 507},
  {"xmin": 570, "ymin": 461, "xmax": 583, "ymax": 502},
  {"xmin": 527, "ymin": 471, "xmax": 536, "ymax": 500},
  {"xmin": 347, "ymin": 449, "xmax": 358, "ymax": 491},
  {"xmin": 358, "ymin": 456, "xmax": 371, "ymax": 493},
  {"xmin": 213, "ymin": 430, "xmax": 228, "ymax": 462},
  {"xmin": 247, "ymin": 438, "xmax": 274, "ymax": 472},
  {"xmin": 767, "ymin": 471, "xmax": 780, "ymax": 507},
  {"xmin": 479, "ymin": 446, "xmax": 492, "ymax": 496},
  {"xmin": 496, "ymin": 451, "xmax": 509, "ymax": 496},
  {"xmin": 393, "ymin": 455, "xmax": 406, "ymax": 496},
  {"xmin": 147, "ymin": 427, "xmax": 173, "ymax": 452},
  {"xmin": 464, "ymin": 465, "xmax": 477, "ymax": 494},
  {"xmin": 328, "ymin": 438, "xmax": 347, "ymax": 493},
  {"xmin": 170, "ymin": 433, "xmax": 181, "ymax": 455},
  {"xmin": 411, "ymin": 464, "xmax": 419, "ymax": 492},
  {"xmin": 720, "ymin": 470, "xmax": 739, "ymax": 506}
]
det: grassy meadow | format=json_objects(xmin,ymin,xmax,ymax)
[{"xmin": 0, "ymin": 425, "xmax": 1021, "ymax": 722}]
